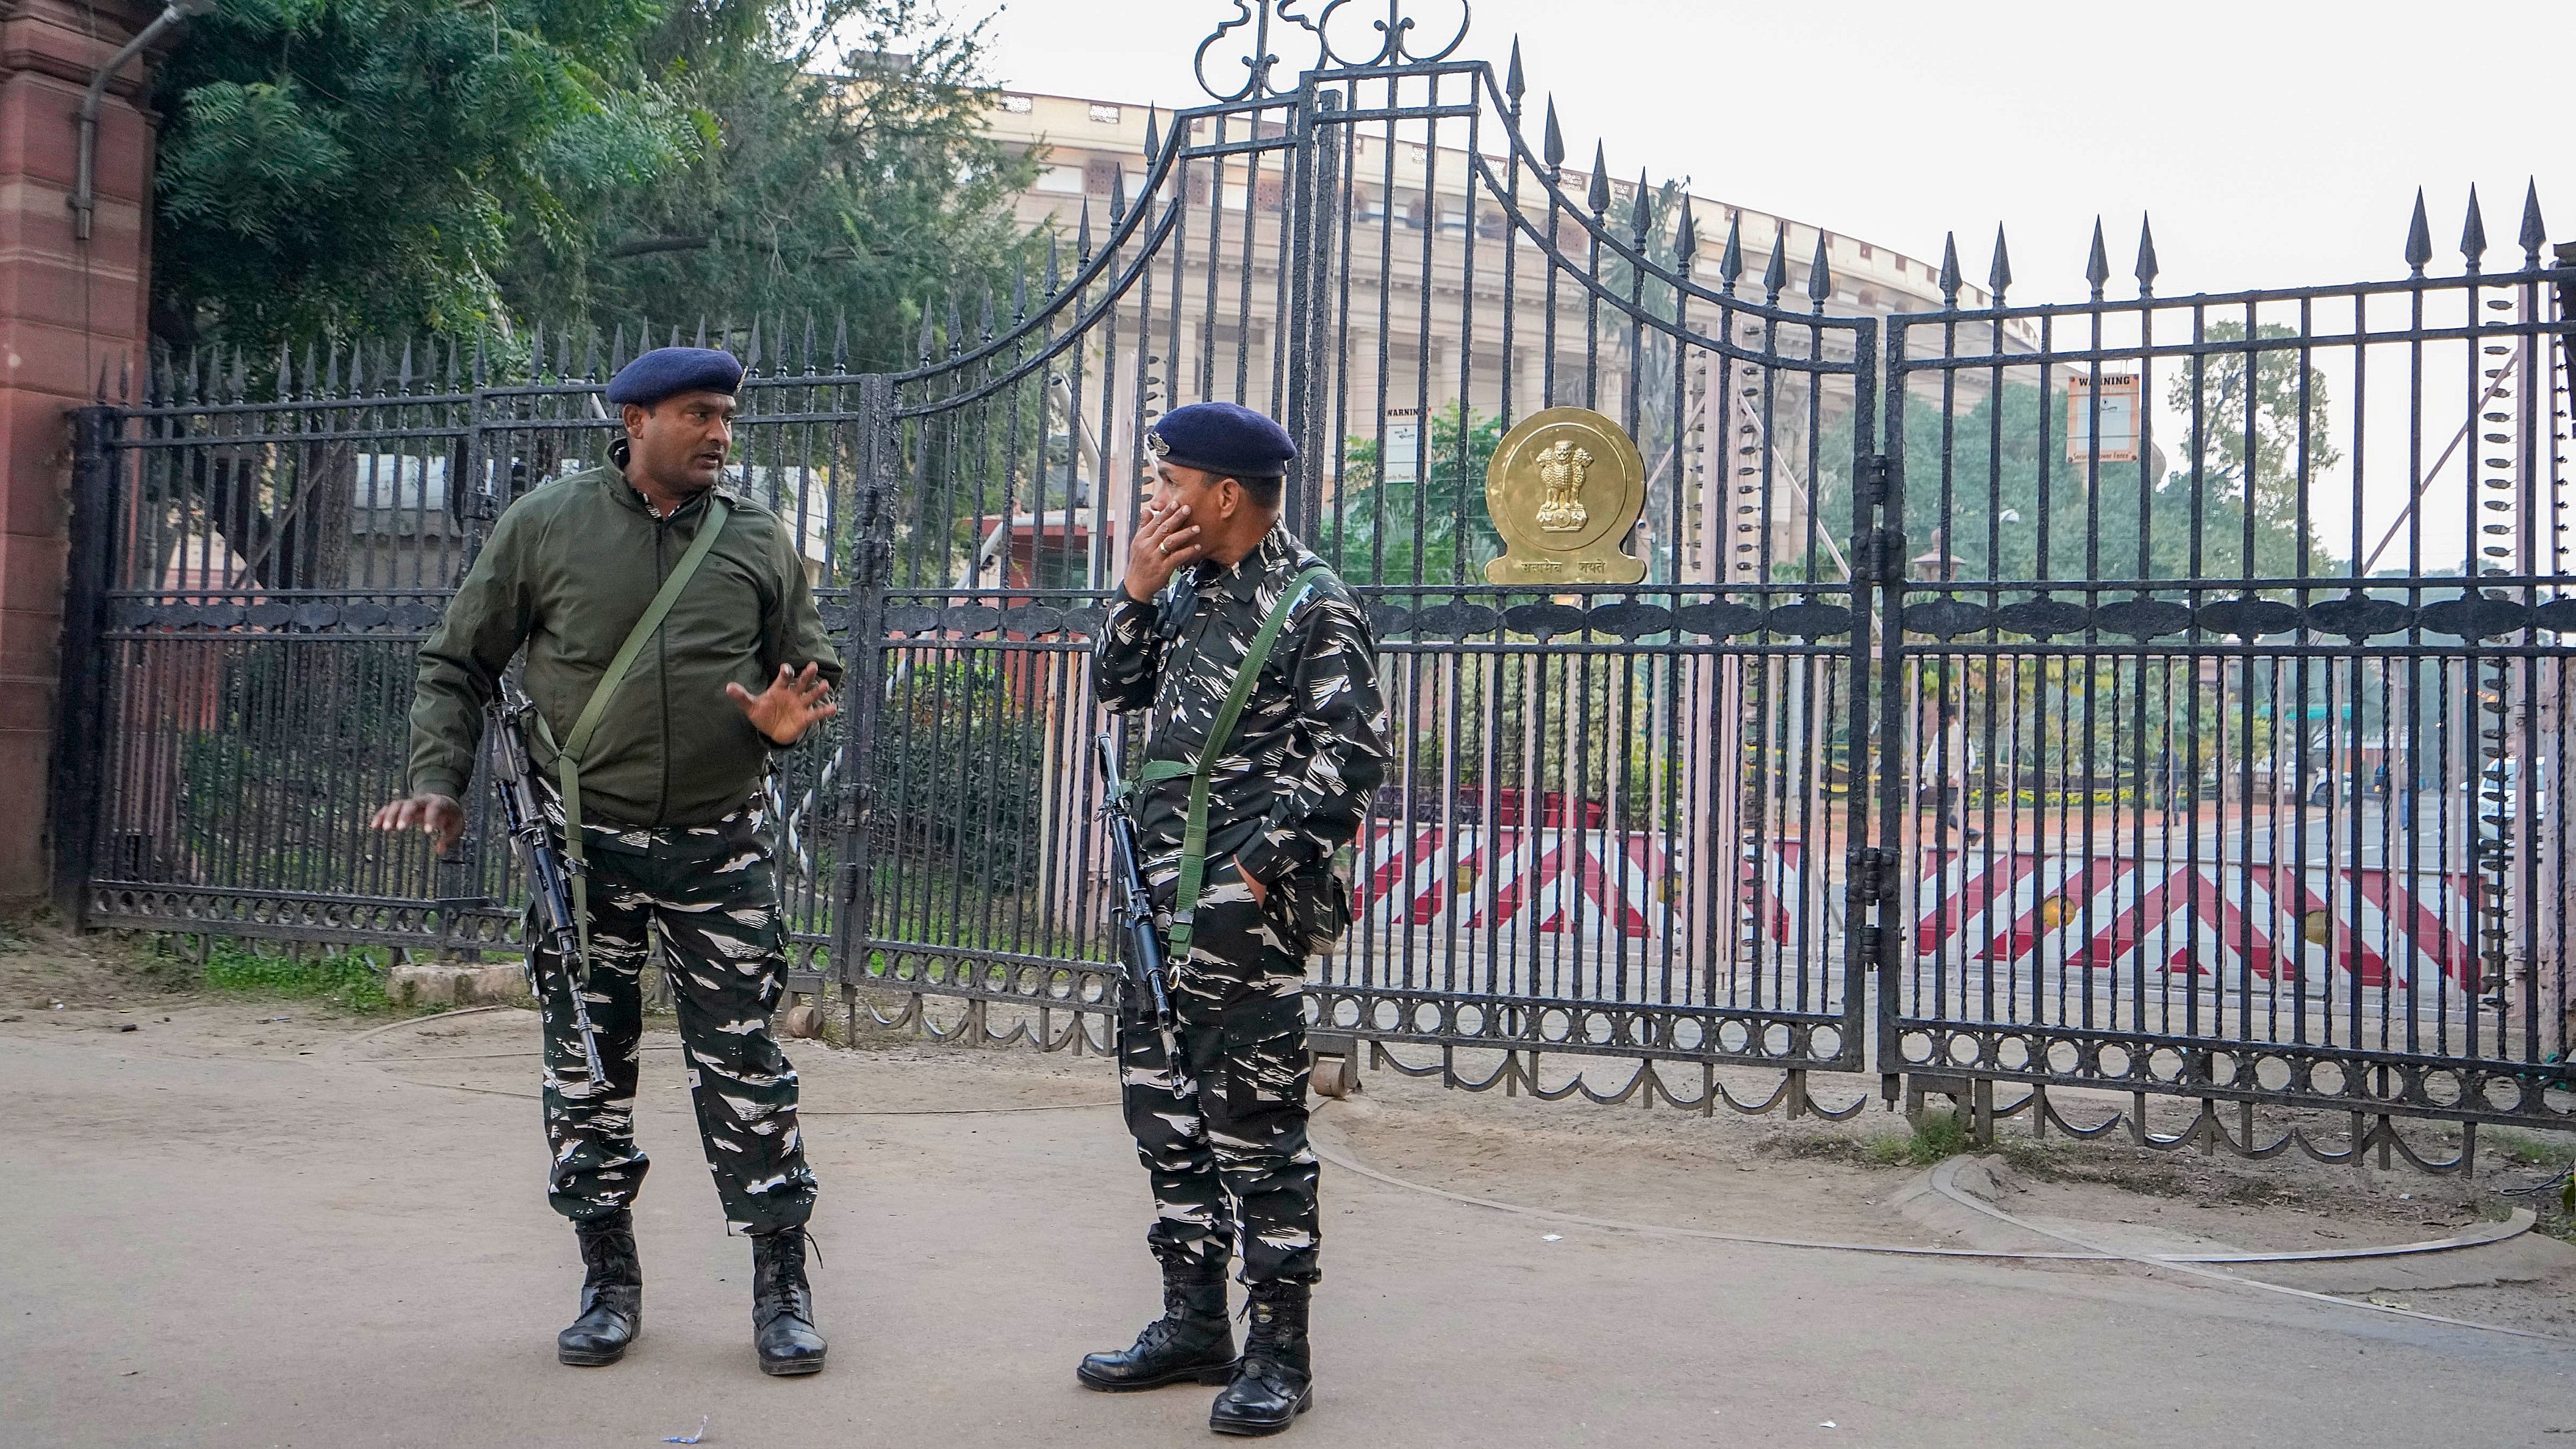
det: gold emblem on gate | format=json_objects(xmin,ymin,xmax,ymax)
[
  {"xmin": 1483, "ymin": 407, "xmax": 1646, "ymax": 585},
  {"xmin": 1533, "ymin": 438, "xmax": 1594, "ymax": 532}
]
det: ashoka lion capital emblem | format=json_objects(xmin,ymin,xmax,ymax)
[
  {"xmin": 1481, "ymin": 407, "xmax": 1646, "ymax": 586},
  {"xmin": 1533, "ymin": 438, "xmax": 1593, "ymax": 533}
]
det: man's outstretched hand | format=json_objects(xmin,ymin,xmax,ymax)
[
  {"xmin": 729, "ymin": 663, "xmax": 838, "ymax": 747},
  {"xmin": 371, "ymin": 793, "xmax": 466, "ymax": 856}
]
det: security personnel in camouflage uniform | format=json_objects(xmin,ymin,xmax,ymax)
[
  {"xmin": 1079, "ymin": 401, "xmax": 1388, "ymax": 1436},
  {"xmin": 374, "ymin": 347, "xmax": 837, "ymax": 1377}
]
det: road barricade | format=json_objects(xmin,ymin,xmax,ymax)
[
  {"xmin": 1911, "ymin": 847, "xmax": 2478, "ymax": 992},
  {"xmin": 1355, "ymin": 825, "xmax": 1832, "ymax": 950},
  {"xmin": 1359, "ymin": 823, "xmax": 1677, "ymax": 940}
]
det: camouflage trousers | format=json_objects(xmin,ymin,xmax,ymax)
[
  {"xmin": 532, "ymin": 801, "xmax": 817, "ymax": 1235},
  {"xmin": 1118, "ymin": 856, "xmax": 1320, "ymax": 1286}
]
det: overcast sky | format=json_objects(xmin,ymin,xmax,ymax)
[{"xmin": 982, "ymin": 0, "xmax": 2571, "ymax": 306}]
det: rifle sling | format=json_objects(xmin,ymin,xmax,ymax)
[
  {"xmin": 530, "ymin": 494, "xmax": 731, "ymax": 980},
  {"xmin": 1130, "ymin": 564, "xmax": 1332, "ymax": 966}
]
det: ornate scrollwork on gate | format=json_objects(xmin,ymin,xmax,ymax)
[
  {"xmin": 1193, "ymin": 0, "xmax": 1474, "ymax": 101},
  {"xmin": 1895, "ymin": 1022, "xmax": 2576, "ymax": 1136}
]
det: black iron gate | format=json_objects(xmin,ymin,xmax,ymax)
[
  {"xmin": 1875, "ymin": 211, "xmax": 2576, "ymax": 1149},
  {"xmin": 848, "ymin": 18, "xmax": 1878, "ymax": 1099},
  {"xmin": 51, "ymin": 1, "xmax": 2576, "ymax": 1151},
  {"xmin": 67, "ymin": 333, "xmax": 876, "ymax": 980}
]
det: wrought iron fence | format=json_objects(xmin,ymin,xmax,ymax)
[
  {"xmin": 1871, "ymin": 206, "xmax": 2576, "ymax": 1157},
  {"xmin": 47, "ymin": 0, "xmax": 2576, "ymax": 1157},
  {"xmin": 64, "ymin": 329, "xmax": 878, "ymax": 986}
]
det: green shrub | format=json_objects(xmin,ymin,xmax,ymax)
[
  {"xmin": 1865, "ymin": 1114, "xmax": 1972, "ymax": 1167},
  {"xmin": 201, "ymin": 941, "xmax": 395, "ymax": 1012}
]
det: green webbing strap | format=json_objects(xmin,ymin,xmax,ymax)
[
  {"xmin": 531, "ymin": 495, "xmax": 731, "ymax": 980},
  {"xmin": 1152, "ymin": 564, "xmax": 1332, "ymax": 964}
]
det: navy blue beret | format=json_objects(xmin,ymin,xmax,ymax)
[
  {"xmin": 606, "ymin": 347, "xmax": 743, "ymax": 407},
  {"xmin": 1147, "ymin": 401, "xmax": 1295, "ymax": 479}
]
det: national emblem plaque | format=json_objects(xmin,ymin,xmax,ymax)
[{"xmin": 1481, "ymin": 406, "xmax": 1647, "ymax": 585}]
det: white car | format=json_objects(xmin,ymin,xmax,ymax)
[{"xmin": 2460, "ymin": 759, "xmax": 2547, "ymax": 839}]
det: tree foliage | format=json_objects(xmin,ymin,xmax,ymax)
[
  {"xmin": 154, "ymin": 0, "xmax": 692, "ymax": 345},
  {"xmin": 1832, "ymin": 328, "xmax": 2354, "ymax": 793},
  {"xmin": 498, "ymin": 0, "xmax": 1039, "ymax": 370},
  {"xmin": 873, "ymin": 657, "xmax": 1047, "ymax": 891},
  {"xmin": 1330, "ymin": 401, "xmax": 1505, "ymax": 586},
  {"xmin": 2161, "ymin": 320, "xmax": 2344, "ymax": 576},
  {"xmin": 151, "ymin": 0, "xmax": 1035, "ymax": 357},
  {"xmin": 1827, "ymin": 349, "xmax": 2337, "ymax": 587}
]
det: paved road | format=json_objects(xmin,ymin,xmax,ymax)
[{"xmin": 3, "ymin": 1007, "xmax": 2572, "ymax": 1448}]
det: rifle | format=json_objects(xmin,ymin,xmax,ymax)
[
  {"xmin": 488, "ymin": 682, "xmax": 608, "ymax": 1088},
  {"xmin": 1096, "ymin": 732, "xmax": 1178, "ymax": 1048}
]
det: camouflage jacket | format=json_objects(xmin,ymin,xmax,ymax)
[{"xmin": 1094, "ymin": 526, "xmax": 1389, "ymax": 888}]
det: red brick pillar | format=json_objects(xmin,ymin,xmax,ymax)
[{"xmin": 0, "ymin": 0, "xmax": 164, "ymax": 909}]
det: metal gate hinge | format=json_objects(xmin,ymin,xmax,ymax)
[
  {"xmin": 1857, "ymin": 528, "xmax": 1904, "ymax": 584},
  {"xmin": 1855, "ymin": 453, "xmax": 1891, "ymax": 509},
  {"xmin": 1848, "ymin": 845, "xmax": 1898, "ymax": 903}
]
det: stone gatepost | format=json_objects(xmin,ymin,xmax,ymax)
[{"xmin": 0, "ymin": 0, "xmax": 166, "ymax": 909}]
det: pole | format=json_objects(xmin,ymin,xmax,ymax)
[
  {"xmin": 71, "ymin": 2, "xmax": 197, "ymax": 243},
  {"xmin": 51, "ymin": 405, "xmax": 119, "ymax": 914},
  {"xmin": 830, "ymin": 376, "xmax": 898, "ymax": 1026}
]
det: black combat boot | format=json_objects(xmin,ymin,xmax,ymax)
[
  {"xmin": 749, "ymin": 1225, "xmax": 828, "ymax": 1376},
  {"xmin": 1207, "ymin": 1281, "xmax": 1312, "ymax": 1436},
  {"xmin": 557, "ymin": 1210, "xmax": 642, "ymax": 1366},
  {"xmin": 1075, "ymin": 1262, "xmax": 1237, "ymax": 1391}
]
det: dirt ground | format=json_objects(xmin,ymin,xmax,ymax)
[
  {"xmin": 1325, "ymin": 1050, "xmax": 2564, "ymax": 1249},
  {"xmin": 7, "ymin": 928, "xmax": 2576, "ymax": 1446}
]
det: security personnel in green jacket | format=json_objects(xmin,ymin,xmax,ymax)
[
  {"xmin": 373, "ymin": 347, "xmax": 839, "ymax": 1377},
  {"xmin": 1079, "ymin": 401, "xmax": 1389, "ymax": 1437}
]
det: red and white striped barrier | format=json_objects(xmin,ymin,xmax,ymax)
[
  {"xmin": 1359, "ymin": 823, "xmax": 1679, "ymax": 940},
  {"xmin": 1912, "ymin": 848, "xmax": 2478, "ymax": 992},
  {"xmin": 1350, "ymin": 827, "xmax": 2473, "ymax": 991},
  {"xmin": 1354, "ymin": 826, "xmax": 1827, "ymax": 947}
]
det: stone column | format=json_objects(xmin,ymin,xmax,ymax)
[{"xmin": 0, "ymin": 0, "xmax": 164, "ymax": 908}]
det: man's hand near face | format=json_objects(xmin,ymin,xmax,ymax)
[{"xmin": 1121, "ymin": 494, "xmax": 1206, "ymax": 603}]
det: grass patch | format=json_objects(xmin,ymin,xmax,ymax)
[
  {"xmin": 2528, "ymin": 1196, "xmax": 2576, "ymax": 1244},
  {"xmin": 2486, "ymin": 1129, "xmax": 2576, "ymax": 1233},
  {"xmin": 2486, "ymin": 1128, "xmax": 2576, "ymax": 1171},
  {"xmin": 201, "ymin": 941, "xmax": 399, "ymax": 1014},
  {"xmin": 1754, "ymin": 1115, "xmax": 1979, "ymax": 1169},
  {"xmin": 1865, "ymin": 1114, "xmax": 1974, "ymax": 1167}
]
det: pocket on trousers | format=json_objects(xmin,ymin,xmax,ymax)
[
  {"xmin": 1260, "ymin": 867, "xmax": 1353, "ymax": 957},
  {"xmin": 1218, "ymin": 993, "xmax": 1310, "ymax": 1118}
]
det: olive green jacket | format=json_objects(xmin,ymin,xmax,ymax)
[{"xmin": 405, "ymin": 465, "xmax": 842, "ymax": 828}]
